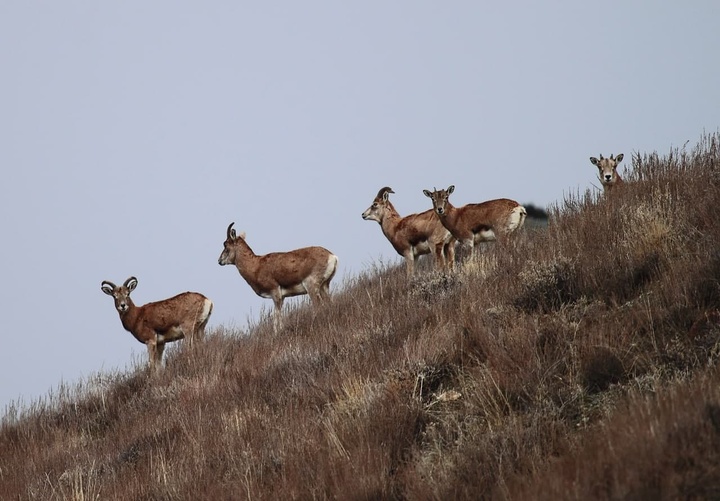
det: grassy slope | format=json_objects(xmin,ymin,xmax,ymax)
[{"xmin": 2, "ymin": 133, "xmax": 720, "ymax": 500}]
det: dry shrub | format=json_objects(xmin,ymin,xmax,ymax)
[
  {"xmin": 515, "ymin": 256, "xmax": 578, "ymax": 312},
  {"xmin": 409, "ymin": 271, "xmax": 463, "ymax": 305},
  {"xmin": 610, "ymin": 190, "xmax": 688, "ymax": 296},
  {"xmin": 508, "ymin": 368, "xmax": 720, "ymax": 501},
  {"xmin": 580, "ymin": 346, "xmax": 625, "ymax": 393},
  {"xmin": 620, "ymin": 193, "xmax": 685, "ymax": 262}
]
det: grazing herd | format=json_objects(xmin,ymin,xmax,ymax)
[{"xmin": 101, "ymin": 155, "xmax": 624, "ymax": 367}]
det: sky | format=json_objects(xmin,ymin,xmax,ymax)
[{"xmin": 2, "ymin": 2, "xmax": 719, "ymax": 413}]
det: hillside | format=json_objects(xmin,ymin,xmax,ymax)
[{"xmin": 2, "ymin": 133, "xmax": 720, "ymax": 500}]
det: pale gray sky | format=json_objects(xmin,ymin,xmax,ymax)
[{"xmin": 2, "ymin": 2, "xmax": 718, "ymax": 411}]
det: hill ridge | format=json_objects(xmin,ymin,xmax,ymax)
[{"xmin": 2, "ymin": 132, "xmax": 720, "ymax": 499}]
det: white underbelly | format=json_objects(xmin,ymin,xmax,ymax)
[
  {"xmin": 157, "ymin": 326, "xmax": 185, "ymax": 343},
  {"xmin": 474, "ymin": 229, "xmax": 496, "ymax": 243},
  {"xmin": 413, "ymin": 241, "xmax": 431, "ymax": 255},
  {"xmin": 282, "ymin": 284, "xmax": 308, "ymax": 296}
]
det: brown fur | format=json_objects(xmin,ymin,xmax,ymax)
[
  {"xmin": 101, "ymin": 277, "xmax": 213, "ymax": 368},
  {"xmin": 423, "ymin": 185, "xmax": 526, "ymax": 258},
  {"xmin": 590, "ymin": 153, "xmax": 624, "ymax": 192},
  {"xmin": 362, "ymin": 187, "xmax": 455, "ymax": 275},
  {"xmin": 218, "ymin": 222, "xmax": 338, "ymax": 332}
]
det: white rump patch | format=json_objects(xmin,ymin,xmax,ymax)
[
  {"xmin": 324, "ymin": 254, "xmax": 339, "ymax": 281},
  {"xmin": 506, "ymin": 206, "xmax": 527, "ymax": 232},
  {"xmin": 200, "ymin": 298, "xmax": 213, "ymax": 322}
]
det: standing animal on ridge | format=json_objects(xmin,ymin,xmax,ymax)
[
  {"xmin": 100, "ymin": 276, "xmax": 213, "ymax": 369},
  {"xmin": 423, "ymin": 185, "xmax": 526, "ymax": 259},
  {"xmin": 590, "ymin": 153, "xmax": 624, "ymax": 192},
  {"xmin": 218, "ymin": 222, "xmax": 338, "ymax": 332},
  {"xmin": 361, "ymin": 186, "xmax": 455, "ymax": 276}
]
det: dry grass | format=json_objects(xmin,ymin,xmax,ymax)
[{"xmin": 2, "ymin": 132, "xmax": 720, "ymax": 500}]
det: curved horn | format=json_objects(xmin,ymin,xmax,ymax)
[
  {"xmin": 376, "ymin": 186, "xmax": 395, "ymax": 199},
  {"xmin": 227, "ymin": 222, "xmax": 236, "ymax": 240},
  {"xmin": 100, "ymin": 280, "xmax": 117, "ymax": 296}
]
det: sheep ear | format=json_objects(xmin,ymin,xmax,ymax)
[
  {"xmin": 101, "ymin": 282, "xmax": 115, "ymax": 296},
  {"xmin": 447, "ymin": 185, "xmax": 455, "ymax": 194},
  {"xmin": 615, "ymin": 153, "xmax": 624, "ymax": 163},
  {"xmin": 589, "ymin": 157, "xmax": 599, "ymax": 166},
  {"xmin": 423, "ymin": 189, "xmax": 432, "ymax": 198}
]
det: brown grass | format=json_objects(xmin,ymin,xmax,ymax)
[{"xmin": 2, "ymin": 132, "xmax": 720, "ymax": 500}]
